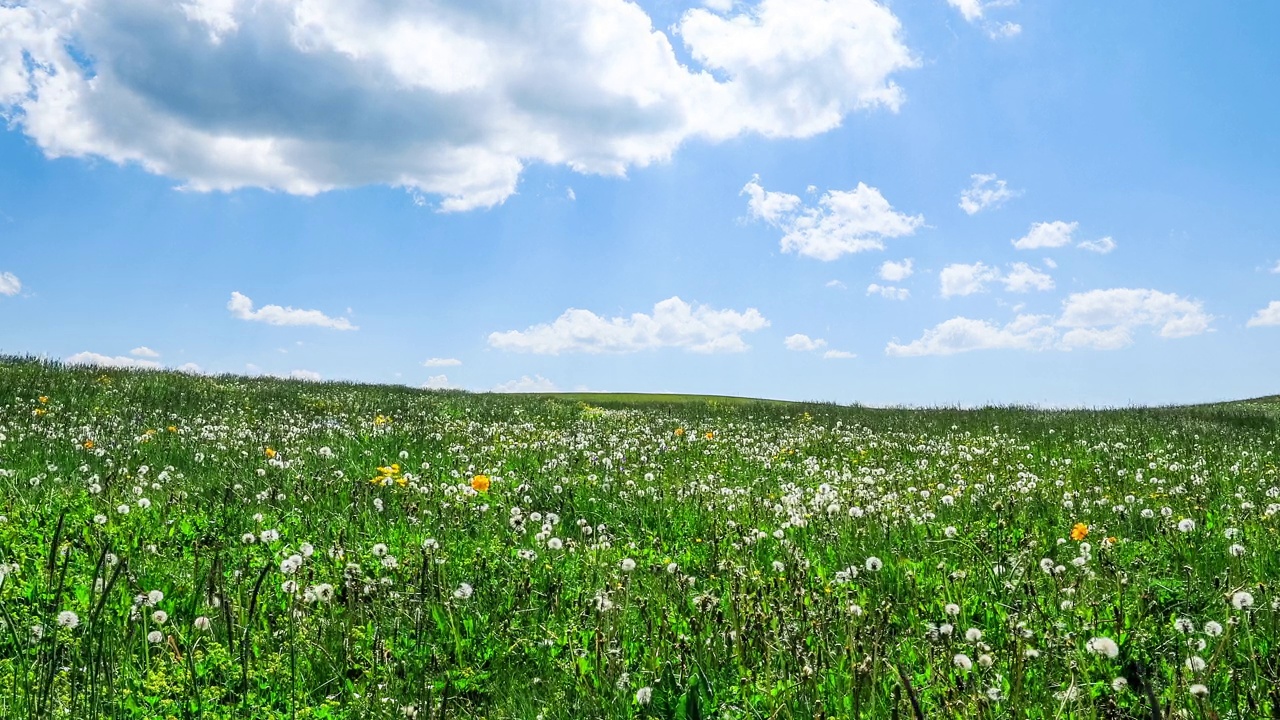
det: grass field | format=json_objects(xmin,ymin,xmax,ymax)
[{"xmin": 1, "ymin": 356, "xmax": 1278, "ymax": 719}]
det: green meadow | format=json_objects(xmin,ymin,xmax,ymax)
[{"xmin": 0, "ymin": 356, "xmax": 1277, "ymax": 719}]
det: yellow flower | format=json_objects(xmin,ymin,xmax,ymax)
[
  {"xmin": 38, "ymin": 396, "xmax": 49, "ymax": 404},
  {"xmin": 471, "ymin": 474, "xmax": 491, "ymax": 493},
  {"xmin": 33, "ymin": 408, "xmax": 46, "ymax": 417},
  {"xmin": 674, "ymin": 427, "xmax": 685, "ymax": 436},
  {"xmin": 704, "ymin": 431, "xmax": 714, "ymax": 440},
  {"xmin": 83, "ymin": 440, "xmax": 95, "ymax": 449},
  {"xmin": 167, "ymin": 425, "xmax": 177, "ymax": 433},
  {"xmin": 265, "ymin": 447, "xmax": 277, "ymax": 459},
  {"xmin": 1070, "ymin": 523, "xmax": 1088, "ymax": 541}
]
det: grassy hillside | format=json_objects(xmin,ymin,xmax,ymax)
[{"xmin": 0, "ymin": 356, "xmax": 1277, "ymax": 719}]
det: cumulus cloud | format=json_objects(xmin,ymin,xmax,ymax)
[
  {"xmin": 0, "ymin": 0, "xmax": 916, "ymax": 211},
  {"xmin": 491, "ymin": 375, "xmax": 560, "ymax": 393},
  {"xmin": 784, "ymin": 333, "xmax": 826, "ymax": 351},
  {"xmin": 1012, "ymin": 221, "xmax": 1078, "ymax": 250},
  {"xmin": 945, "ymin": 0, "xmax": 1020, "ymax": 38},
  {"xmin": 289, "ymin": 369, "xmax": 322, "ymax": 382},
  {"xmin": 878, "ymin": 258, "xmax": 913, "ymax": 282},
  {"xmin": 958, "ymin": 174, "xmax": 1019, "ymax": 215},
  {"xmin": 887, "ymin": 315, "xmax": 1055, "ymax": 357},
  {"xmin": 1078, "ymin": 236, "xmax": 1116, "ymax": 254},
  {"xmin": 130, "ymin": 346, "xmax": 160, "ymax": 358},
  {"xmin": 939, "ymin": 262, "xmax": 1001, "ymax": 298},
  {"xmin": 825, "ymin": 279, "xmax": 847, "ymax": 290},
  {"xmin": 867, "ymin": 283, "xmax": 910, "ymax": 300},
  {"xmin": 743, "ymin": 176, "xmax": 923, "ymax": 261},
  {"xmin": 489, "ymin": 296, "xmax": 768, "ymax": 354},
  {"xmin": 1247, "ymin": 301, "xmax": 1280, "ymax": 328},
  {"xmin": 1271, "ymin": 261, "xmax": 1280, "ymax": 274},
  {"xmin": 175, "ymin": 362, "xmax": 204, "ymax": 374},
  {"xmin": 890, "ymin": 287, "xmax": 1212, "ymax": 356},
  {"xmin": 823, "ymin": 349, "xmax": 857, "ymax": 359},
  {"xmin": 66, "ymin": 351, "xmax": 163, "ymax": 370},
  {"xmin": 0, "ymin": 272, "xmax": 21, "ymax": 296},
  {"xmin": 1002, "ymin": 262, "xmax": 1055, "ymax": 293},
  {"xmin": 423, "ymin": 357, "xmax": 461, "ymax": 367},
  {"xmin": 227, "ymin": 291, "xmax": 356, "ymax": 330},
  {"xmin": 422, "ymin": 374, "xmax": 455, "ymax": 389}
]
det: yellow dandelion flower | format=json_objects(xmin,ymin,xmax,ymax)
[
  {"xmin": 1070, "ymin": 523, "xmax": 1088, "ymax": 541},
  {"xmin": 471, "ymin": 475, "xmax": 491, "ymax": 493},
  {"xmin": 265, "ymin": 447, "xmax": 277, "ymax": 459}
]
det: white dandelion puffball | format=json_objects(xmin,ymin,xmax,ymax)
[
  {"xmin": 965, "ymin": 628, "xmax": 983, "ymax": 643},
  {"xmin": 1177, "ymin": 518, "xmax": 1196, "ymax": 533},
  {"xmin": 57, "ymin": 611, "xmax": 79, "ymax": 629},
  {"xmin": 193, "ymin": 616, "xmax": 212, "ymax": 632},
  {"xmin": 635, "ymin": 687, "xmax": 653, "ymax": 705},
  {"xmin": 865, "ymin": 556, "xmax": 883, "ymax": 572},
  {"xmin": 953, "ymin": 653, "xmax": 973, "ymax": 671},
  {"xmin": 1087, "ymin": 636, "xmax": 1119, "ymax": 659},
  {"xmin": 944, "ymin": 603, "xmax": 961, "ymax": 617},
  {"xmin": 1232, "ymin": 591, "xmax": 1254, "ymax": 610},
  {"xmin": 147, "ymin": 630, "xmax": 164, "ymax": 644},
  {"xmin": 620, "ymin": 558, "xmax": 636, "ymax": 572},
  {"xmin": 453, "ymin": 583, "xmax": 474, "ymax": 600}
]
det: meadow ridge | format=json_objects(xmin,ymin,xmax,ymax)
[{"xmin": 0, "ymin": 357, "xmax": 1278, "ymax": 719}]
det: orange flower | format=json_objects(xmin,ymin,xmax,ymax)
[
  {"xmin": 1070, "ymin": 523, "xmax": 1088, "ymax": 541},
  {"xmin": 704, "ymin": 431, "xmax": 715, "ymax": 440},
  {"xmin": 83, "ymin": 440, "xmax": 95, "ymax": 449},
  {"xmin": 265, "ymin": 447, "xmax": 277, "ymax": 459},
  {"xmin": 471, "ymin": 474, "xmax": 491, "ymax": 493}
]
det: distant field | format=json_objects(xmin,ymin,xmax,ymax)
[{"xmin": 0, "ymin": 356, "xmax": 1277, "ymax": 719}]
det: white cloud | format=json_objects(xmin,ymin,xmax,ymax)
[
  {"xmin": 1271, "ymin": 261, "xmax": 1280, "ymax": 274},
  {"xmin": 823, "ymin": 349, "xmax": 857, "ymax": 359},
  {"xmin": 1002, "ymin": 262, "xmax": 1054, "ymax": 293},
  {"xmin": 0, "ymin": 272, "xmax": 20, "ymax": 296},
  {"xmin": 825, "ymin": 279, "xmax": 847, "ymax": 290},
  {"xmin": 491, "ymin": 375, "xmax": 560, "ymax": 393},
  {"xmin": 890, "ymin": 287, "xmax": 1212, "ymax": 356},
  {"xmin": 489, "ymin": 296, "xmax": 768, "ymax": 354},
  {"xmin": 878, "ymin": 258, "xmax": 914, "ymax": 281},
  {"xmin": 423, "ymin": 357, "xmax": 462, "ymax": 367},
  {"xmin": 1057, "ymin": 288, "xmax": 1212, "ymax": 340},
  {"xmin": 703, "ymin": 0, "xmax": 735, "ymax": 11},
  {"xmin": 1247, "ymin": 301, "xmax": 1280, "ymax": 328},
  {"xmin": 422, "ymin": 374, "xmax": 455, "ymax": 389},
  {"xmin": 66, "ymin": 351, "xmax": 163, "ymax": 370},
  {"xmin": 1012, "ymin": 221, "xmax": 1078, "ymax": 250},
  {"xmin": 986, "ymin": 21, "xmax": 1021, "ymax": 39},
  {"xmin": 130, "ymin": 346, "xmax": 160, "ymax": 358},
  {"xmin": 0, "ymin": 0, "xmax": 916, "ymax": 212},
  {"xmin": 784, "ymin": 333, "xmax": 827, "ymax": 351},
  {"xmin": 887, "ymin": 314, "xmax": 1055, "ymax": 357},
  {"xmin": 175, "ymin": 362, "xmax": 204, "ymax": 374},
  {"xmin": 227, "ymin": 291, "xmax": 357, "ymax": 330},
  {"xmin": 743, "ymin": 176, "xmax": 923, "ymax": 261},
  {"xmin": 289, "ymin": 369, "xmax": 322, "ymax": 382},
  {"xmin": 565, "ymin": 187, "xmax": 576, "ymax": 201},
  {"xmin": 1078, "ymin": 236, "xmax": 1116, "ymax": 254},
  {"xmin": 946, "ymin": 0, "xmax": 1020, "ymax": 37},
  {"xmin": 958, "ymin": 174, "xmax": 1019, "ymax": 215},
  {"xmin": 1043, "ymin": 257, "xmax": 1058, "ymax": 269},
  {"xmin": 867, "ymin": 283, "xmax": 910, "ymax": 300},
  {"xmin": 940, "ymin": 262, "xmax": 1001, "ymax": 298}
]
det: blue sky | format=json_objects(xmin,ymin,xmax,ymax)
[{"xmin": 2, "ymin": 0, "xmax": 1279, "ymax": 406}]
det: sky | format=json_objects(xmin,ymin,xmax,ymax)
[{"xmin": 2, "ymin": 0, "xmax": 1279, "ymax": 407}]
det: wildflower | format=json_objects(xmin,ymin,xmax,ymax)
[
  {"xmin": 953, "ymin": 653, "xmax": 973, "ymax": 671},
  {"xmin": 1087, "ymin": 637, "xmax": 1120, "ymax": 659},
  {"xmin": 57, "ymin": 611, "xmax": 79, "ymax": 629},
  {"xmin": 1177, "ymin": 518, "xmax": 1196, "ymax": 533},
  {"xmin": 944, "ymin": 526, "xmax": 958, "ymax": 538},
  {"xmin": 944, "ymin": 603, "xmax": 961, "ymax": 617},
  {"xmin": 547, "ymin": 538, "xmax": 563, "ymax": 551},
  {"xmin": 1228, "ymin": 544, "xmax": 1246, "ymax": 557},
  {"xmin": 146, "ymin": 630, "xmax": 163, "ymax": 644},
  {"xmin": 93, "ymin": 514, "xmax": 107, "ymax": 525},
  {"xmin": 1185, "ymin": 656, "xmax": 1206, "ymax": 672},
  {"xmin": 372, "ymin": 543, "xmax": 389, "ymax": 557},
  {"xmin": 1070, "ymin": 523, "xmax": 1088, "ymax": 541},
  {"xmin": 978, "ymin": 654, "xmax": 993, "ymax": 668},
  {"xmin": 281, "ymin": 580, "xmax": 298, "ymax": 594},
  {"xmin": 116, "ymin": 504, "xmax": 130, "ymax": 515},
  {"xmin": 241, "ymin": 533, "xmax": 257, "ymax": 544},
  {"xmin": 620, "ymin": 558, "xmax": 636, "ymax": 572},
  {"xmin": 265, "ymin": 448, "xmax": 276, "ymax": 459},
  {"xmin": 453, "ymin": 583, "xmax": 474, "ymax": 600},
  {"xmin": 1231, "ymin": 591, "xmax": 1254, "ymax": 610},
  {"xmin": 83, "ymin": 440, "xmax": 94, "ymax": 449},
  {"xmin": 1189, "ymin": 684, "xmax": 1209, "ymax": 697},
  {"xmin": 1111, "ymin": 677, "xmax": 1128, "ymax": 692},
  {"xmin": 152, "ymin": 610, "xmax": 168, "ymax": 625},
  {"xmin": 674, "ymin": 427, "xmax": 684, "ymax": 436},
  {"xmin": 666, "ymin": 562, "xmax": 679, "ymax": 574},
  {"xmin": 470, "ymin": 475, "xmax": 491, "ymax": 493},
  {"xmin": 772, "ymin": 561, "xmax": 785, "ymax": 573},
  {"xmin": 193, "ymin": 616, "xmax": 212, "ymax": 631},
  {"xmin": 1174, "ymin": 617, "xmax": 1195, "ymax": 634},
  {"xmin": 965, "ymin": 628, "xmax": 983, "ymax": 642},
  {"xmin": 1203, "ymin": 621, "xmax": 1223, "ymax": 637},
  {"xmin": 147, "ymin": 590, "xmax": 164, "ymax": 606},
  {"xmin": 635, "ymin": 687, "xmax": 653, "ymax": 705},
  {"xmin": 865, "ymin": 556, "xmax": 883, "ymax": 572}
]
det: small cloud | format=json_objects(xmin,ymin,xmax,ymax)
[
  {"xmin": 940, "ymin": 262, "xmax": 1001, "ymax": 298},
  {"xmin": 289, "ymin": 369, "xmax": 322, "ymax": 382},
  {"xmin": 1012, "ymin": 221, "xmax": 1078, "ymax": 250},
  {"xmin": 422, "ymin": 374, "xmax": 455, "ymax": 389},
  {"xmin": 423, "ymin": 357, "xmax": 462, "ymax": 367},
  {"xmin": 66, "ymin": 352, "xmax": 163, "ymax": 370},
  {"xmin": 1271, "ymin": 260, "xmax": 1280, "ymax": 274},
  {"xmin": 867, "ymin": 283, "xmax": 910, "ymax": 300},
  {"xmin": 784, "ymin": 334, "xmax": 827, "ymax": 352},
  {"xmin": 130, "ymin": 346, "xmax": 160, "ymax": 358},
  {"xmin": 176, "ymin": 362, "xmax": 203, "ymax": 374},
  {"xmin": 491, "ymin": 375, "xmax": 559, "ymax": 393},
  {"xmin": 1043, "ymin": 257, "xmax": 1058, "ymax": 269},
  {"xmin": 986, "ymin": 21, "xmax": 1021, "ymax": 38},
  {"xmin": 1078, "ymin": 236, "xmax": 1117, "ymax": 254},
  {"xmin": 566, "ymin": 187, "xmax": 576, "ymax": 201},
  {"xmin": 958, "ymin": 174, "xmax": 1019, "ymax": 215},
  {"xmin": 825, "ymin": 280, "xmax": 847, "ymax": 290},
  {"xmin": 227, "ymin": 291, "xmax": 357, "ymax": 330},
  {"xmin": 0, "ymin": 271, "xmax": 21, "ymax": 296},
  {"xmin": 1246, "ymin": 301, "xmax": 1280, "ymax": 328},
  {"xmin": 1002, "ymin": 262, "xmax": 1055, "ymax": 293},
  {"xmin": 823, "ymin": 349, "xmax": 857, "ymax": 359},
  {"xmin": 878, "ymin": 258, "xmax": 914, "ymax": 282}
]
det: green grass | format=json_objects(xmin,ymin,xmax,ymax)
[{"xmin": 0, "ymin": 355, "xmax": 1278, "ymax": 719}]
